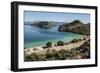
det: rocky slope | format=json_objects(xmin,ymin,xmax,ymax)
[{"xmin": 58, "ymin": 20, "xmax": 90, "ymax": 35}]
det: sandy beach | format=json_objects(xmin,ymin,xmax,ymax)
[{"xmin": 24, "ymin": 36, "xmax": 89, "ymax": 55}]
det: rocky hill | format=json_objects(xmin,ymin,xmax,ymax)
[
  {"xmin": 31, "ymin": 21, "xmax": 55, "ymax": 29},
  {"xmin": 58, "ymin": 20, "xmax": 90, "ymax": 35}
]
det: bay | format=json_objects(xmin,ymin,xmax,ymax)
[{"xmin": 24, "ymin": 24, "xmax": 84, "ymax": 48}]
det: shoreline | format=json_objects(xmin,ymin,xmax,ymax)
[
  {"xmin": 24, "ymin": 36, "xmax": 89, "ymax": 55},
  {"xmin": 24, "ymin": 33, "xmax": 85, "ymax": 49}
]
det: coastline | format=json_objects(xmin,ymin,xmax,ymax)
[
  {"xmin": 24, "ymin": 33, "xmax": 85, "ymax": 49},
  {"xmin": 24, "ymin": 36, "xmax": 89, "ymax": 55}
]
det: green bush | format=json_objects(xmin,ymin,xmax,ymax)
[
  {"xmin": 24, "ymin": 54, "xmax": 32, "ymax": 62},
  {"xmin": 24, "ymin": 49, "xmax": 79, "ymax": 61},
  {"xmin": 58, "ymin": 50, "xmax": 71, "ymax": 60},
  {"xmin": 70, "ymin": 39, "xmax": 78, "ymax": 43},
  {"xmin": 57, "ymin": 40, "xmax": 64, "ymax": 46},
  {"xmin": 30, "ymin": 53, "xmax": 43, "ymax": 61},
  {"xmin": 46, "ymin": 52, "xmax": 55, "ymax": 60},
  {"xmin": 78, "ymin": 39, "xmax": 82, "ymax": 41},
  {"xmin": 46, "ymin": 41, "xmax": 52, "ymax": 47},
  {"xmin": 24, "ymin": 53, "xmax": 44, "ymax": 61}
]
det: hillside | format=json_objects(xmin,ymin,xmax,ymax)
[
  {"xmin": 58, "ymin": 20, "xmax": 90, "ymax": 35},
  {"xmin": 31, "ymin": 21, "xmax": 55, "ymax": 29}
]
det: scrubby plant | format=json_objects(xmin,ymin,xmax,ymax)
[
  {"xmin": 30, "ymin": 53, "xmax": 43, "ymax": 61},
  {"xmin": 83, "ymin": 37, "xmax": 86, "ymax": 40},
  {"xmin": 57, "ymin": 40, "xmax": 64, "ymax": 46},
  {"xmin": 70, "ymin": 39, "xmax": 78, "ymax": 43},
  {"xmin": 46, "ymin": 41, "xmax": 52, "ymax": 47},
  {"xmin": 78, "ymin": 39, "xmax": 82, "ymax": 41},
  {"xmin": 24, "ymin": 54, "xmax": 32, "ymax": 62}
]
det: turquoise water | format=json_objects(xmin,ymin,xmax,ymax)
[{"xmin": 24, "ymin": 24, "xmax": 84, "ymax": 48}]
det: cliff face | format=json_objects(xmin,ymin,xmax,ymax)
[{"xmin": 58, "ymin": 20, "xmax": 90, "ymax": 35}]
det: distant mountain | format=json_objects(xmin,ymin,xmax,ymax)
[
  {"xmin": 31, "ymin": 21, "xmax": 55, "ymax": 29},
  {"xmin": 30, "ymin": 21, "xmax": 66, "ymax": 29},
  {"xmin": 25, "ymin": 21, "xmax": 66, "ymax": 25},
  {"xmin": 58, "ymin": 20, "xmax": 90, "ymax": 35}
]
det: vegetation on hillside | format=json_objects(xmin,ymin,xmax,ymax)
[{"xmin": 58, "ymin": 20, "xmax": 90, "ymax": 35}]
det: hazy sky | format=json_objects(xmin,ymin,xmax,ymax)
[{"xmin": 24, "ymin": 11, "xmax": 90, "ymax": 24}]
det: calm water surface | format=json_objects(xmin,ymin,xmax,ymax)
[{"xmin": 24, "ymin": 24, "xmax": 84, "ymax": 48}]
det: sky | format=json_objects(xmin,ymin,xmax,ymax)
[{"xmin": 24, "ymin": 11, "xmax": 90, "ymax": 24}]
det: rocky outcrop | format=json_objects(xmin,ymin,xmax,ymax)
[{"xmin": 58, "ymin": 20, "xmax": 90, "ymax": 35}]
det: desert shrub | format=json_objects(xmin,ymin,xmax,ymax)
[
  {"xmin": 57, "ymin": 41, "xmax": 64, "ymax": 46},
  {"xmin": 52, "ymin": 49, "xmax": 71, "ymax": 60},
  {"xmin": 46, "ymin": 49, "xmax": 67, "ymax": 60},
  {"xmin": 54, "ymin": 52, "xmax": 63, "ymax": 60},
  {"xmin": 24, "ymin": 54, "xmax": 32, "ymax": 62},
  {"xmin": 70, "ymin": 49, "xmax": 81, "ymax": 59},
  {"xmin": 29, "ymin": 53, "xmax": 43, "ymax": 61},
  {"xmin": 83, "ymin": 37, "xmax": 86, "ymax": 40},
  {"xmin": 70, "ymin": 39, "xmax": 78, "ymax": 43},
  {"xmin": 46, "ymin": 41, "xmax": 52, "ymax": 47},
  {"xmin": 46, "ymin": 53, "xmax": 55, "ymax": 60},
  {"xmin": 59, "ymin": 50, "xmax": 72, "ymax": 59},
  {"xmin": 46, "ymin": 50, "xmax": 56, "ymax": 60},
  {"xmin": 46, "ymin": 52, "xmax": 53, "ymax": 58},
  {"xmin": 78, "ymin": 39, "xmax": 82, "ymax": 41},
  {"xmin": 24, "ymin": 49, "xmax": 76, "ymax": 61}
]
